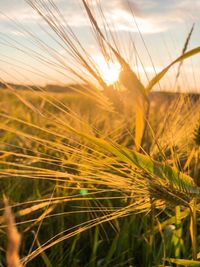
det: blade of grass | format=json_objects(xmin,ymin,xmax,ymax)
[
  {"xmin": 146, "ymin": 46, "xmax": 200, "ymax": 92},
  {"xmin": 167, "ymin": 258, "xmax": 200, "ymax": 266}
]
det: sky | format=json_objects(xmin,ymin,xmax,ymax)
[{"xmin": 0, "ymin": 0, "xmax": 200, "ymax": 92}]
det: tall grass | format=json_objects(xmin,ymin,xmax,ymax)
[{"xmin": 0, "ymin": 0, "xmax": 200, "ymax": 266}]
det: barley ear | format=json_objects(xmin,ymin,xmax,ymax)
[{"xmin": 3, "ymin": 195, "xmax": 23, "ymax": 267}]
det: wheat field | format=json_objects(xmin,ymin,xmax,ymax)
[{"xmin": 0, "ymin": 1, "xmax": 200, "ymax": 266}]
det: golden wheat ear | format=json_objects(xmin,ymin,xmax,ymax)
[
  {"xmin": 3, "ymin": 195, "xmax": 23, "ymax": 267},
  {"xmin": 82, "ymin": 0, "xmax": 149, "ymax": 150}
]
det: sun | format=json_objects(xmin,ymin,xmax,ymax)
[{"xmin": 94, "ymin": 56, "xmax": 121, "ymax": 86}]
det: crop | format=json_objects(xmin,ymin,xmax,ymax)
[{"xmin": 0, "ymin": 1, "xmax": 200, "ymax": 266}]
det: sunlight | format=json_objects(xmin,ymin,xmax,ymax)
[{"xmin": 94, "ymin": 56, "xmax": 121, "ymax": 85}]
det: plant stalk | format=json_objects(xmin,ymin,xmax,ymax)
[{"xmin": 190, "ymin": 198, "xmax": 197, "ymax": 261}]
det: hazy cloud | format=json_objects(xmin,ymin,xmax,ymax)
[{"xmin": 0, "ymin": 0, "xmax": 199, "ymax": 34}]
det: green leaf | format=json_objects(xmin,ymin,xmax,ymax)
[
  {"xmin": 66, "ymin": 124, "xmax": 198, "ymax": 196},
  {"xmin": 121, "ymin": 147, "xmax": 198, "ymax": 195},
  {"xmin": 146, "ymin": 47, "xmax": 200, "ymax": 92},
  {"xmin": 167, "ymin": 258, "xmax": 200, "ymax": 266}
]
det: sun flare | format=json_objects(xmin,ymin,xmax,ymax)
[{"xmin": 94, "ymin": 57, "xmax": 121, "ymax": 85}]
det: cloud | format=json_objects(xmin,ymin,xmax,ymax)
[
  {"xmin": 0, "ymin": 0, "xmax": 199, "ymax": 34},
  {"xmin": 0, "ymin": 0, "xmax": 40, "ymax": 24},
  {"xmin": 92, "ymin": 0, "xmax": 200, "ymax": 33},
  {"xmin": 62, "ymin": 0, "xmax": 200, "ymax": 33},
  {"xmin": 138, "ymin": 0, "xmax": 200, "ymax": 26}
]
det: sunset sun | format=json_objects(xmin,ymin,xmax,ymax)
[{"xmin": 94, "ymin": 57, "xmax": 121, "ymax": 85}]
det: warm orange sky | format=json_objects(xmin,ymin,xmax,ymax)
[{"xmin": 0, "ymin": 0, "xmax": 200, "ymax": 92}]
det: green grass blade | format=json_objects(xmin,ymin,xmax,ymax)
[
  {"xmin": 146, "ymin": 46, "xmax": 200, "ymax": 92},
  {"xmin": 65, "ymin": 123, "xmax": 198, "ymax": 196},
  {"xmin": 168, "ymin": 258, "xmax": 200, "ymax": 266}
]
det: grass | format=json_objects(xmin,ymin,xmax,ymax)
[{"xmin": 0, "ymin": 0, "xmax": 200, "ymax": 266}]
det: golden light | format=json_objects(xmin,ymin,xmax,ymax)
[{"xmin": 94, "ymin": 56, "xmax": 121, "ymax": 85}]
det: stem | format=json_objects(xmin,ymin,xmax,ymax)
[
  {"xmin": 150, "ymin": 197, "xmax": 155, "ymax": 262},
  {"xmin": 175, "ymin": 205, "xmax": 181, "ymax": 262},
  {"xmin": 190, "ymin": 198, "xmax": 197, "ymax": 260}
]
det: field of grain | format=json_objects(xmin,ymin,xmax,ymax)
[{"xmin": 0, "ymin": 1, "xmax": 200, "ymax": 267}]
